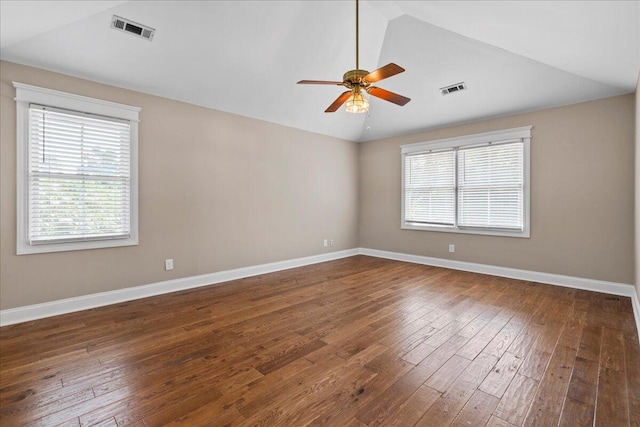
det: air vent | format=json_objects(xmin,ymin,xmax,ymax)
[
  {"xmin": 111, "ymin": 15, "xmax": 155, "ymax": 41},
  {"xmin": 440, "ymin": 82, "xmax": 467, "ymax": 96}
]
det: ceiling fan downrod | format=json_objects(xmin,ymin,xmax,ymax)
[{"xmin": 356, "ymin": 0, "xmax": 359, "ymax": 72}]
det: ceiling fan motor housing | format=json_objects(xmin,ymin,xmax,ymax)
[{"xmin": 344, "ymin": 69, "xmax": 370, "ymax": 87}]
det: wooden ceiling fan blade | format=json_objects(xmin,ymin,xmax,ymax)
[
  {"xmin": 325, "ymin": 91, "xmax": 352, "ymax": 113},
  {"xmin": 297, "ymin": 80, "xmax": 344, "ymax": 85},
  {"xmin": 363, "ymin": 63, "xmax": 405, "ymax": 84},
  {"xmin": 367, "ymin": 87, "xmax": 411, "ymax": 106}
]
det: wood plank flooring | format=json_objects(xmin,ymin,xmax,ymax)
[{"xmin": 1, "ymin": 255, "xmax": 639, "ymax": 426}]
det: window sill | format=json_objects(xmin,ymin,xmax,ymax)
[
  {"xmin": 16, "ymin": 237, "xmax": 138, "ymax": 255},
  {"xmin": 401, "ymin": 223, "xmax": 530, "ymax": 238}
]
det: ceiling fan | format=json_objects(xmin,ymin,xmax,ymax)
[{"xmin": 297, "ymin": 0, "xmax": 410, "ymax": 113}]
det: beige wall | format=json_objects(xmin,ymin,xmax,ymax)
[
  {"xmin": 359, "ymin": 95, "xmax": 635, "ymax": 284},
  {"xmin": 0, "ymin": 61, "xmax": 359, "ymax": 310},
  {"xmin": 636, "ymin": 73, "xmax": 640, "ymax": 299}
]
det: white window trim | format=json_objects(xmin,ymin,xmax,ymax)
[
  {"xmin": 400, "ymin": 126, "xmax": 531, "ymax": 238},
  {"xmin": 14, "ymin": 82, "xmax": 141, "ymax": 255}
]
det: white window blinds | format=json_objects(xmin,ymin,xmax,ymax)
[
  {"xmin": 404, "ymin": 150, "xmax": 455, "ymax": 226},
  {"xmin": 28, "ymin": 105, "xmax": 132, "ymax": 244},
  {"xmin": 457, "ymin": 141, "xmax": 524, "ymax": 230},
  {"xmin": 401, "ymin": 127, "xmax": 530, "ymax": 237}
]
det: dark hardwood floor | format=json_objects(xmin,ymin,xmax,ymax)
[{"xmin": 1, "ymin": 255, "xmax": 639, "ymax": 426}]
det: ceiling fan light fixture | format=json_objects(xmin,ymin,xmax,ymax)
[{"xmin": 345, "ymin": 88, "xmax": 369, "ymax": 114}]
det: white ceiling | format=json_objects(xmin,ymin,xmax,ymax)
[{"xmin": 1, "ymin": 1, "xmax": 638, "ymax": 142}]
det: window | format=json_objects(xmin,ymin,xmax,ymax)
[
  {"xmin": 401, "ymin": 126, "xmax": 531, "ymax": 237},
  {"xmin": 14, "ymin": 83, "xmax": 140, "ymax": 254}
]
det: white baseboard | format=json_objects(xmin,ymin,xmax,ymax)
[
  {"xmin": 0, "ymin": 249, "xmax": 359, "ymax": 326},
  {"xmin": 359, "ymin": 247, "xmax": 640, "ymax": 342},
  {"xmin": 2, "ymin": 247, "xmax": 639, "ymax": 343}
]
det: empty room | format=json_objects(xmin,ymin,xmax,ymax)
[{"xmin": 1, "ymin": 0, "xmax": 639, "ymax": 426}]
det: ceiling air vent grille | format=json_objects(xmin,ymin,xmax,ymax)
[
  {"xmin": 111, "ymin": 15, "xmax": 155, "ymax": 41},
  {"xmin": 440, "ymin": 82, "xmax": 467, "ymax": 96}
]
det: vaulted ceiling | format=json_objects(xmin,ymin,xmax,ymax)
[{"xmin": 1, "ymin": 1, "xmax": 638, "ymax": 141}]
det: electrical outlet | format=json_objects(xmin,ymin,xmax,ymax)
[
  {"xmin": 449, "ymin": 244, "xmax": 455, "ymax": 253},
  {"xmin": 165, "ymin": 259, "xmax": 174, "ymax": 271},
  {"xmin": 323, "ymin": 239, "xmax": 328, "ymax": 247},
  {"xmin": 330, "ymin": 239, "xmax": 335, "ymax": 247}
]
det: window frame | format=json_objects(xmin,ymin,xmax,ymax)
[
  {"xmin": 14, "ymin": 82, "xmax": 140, "ymax": 255},
  {"xmin": 401, "ymin": 126, "xmax": 531, "ymax": 238}
]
